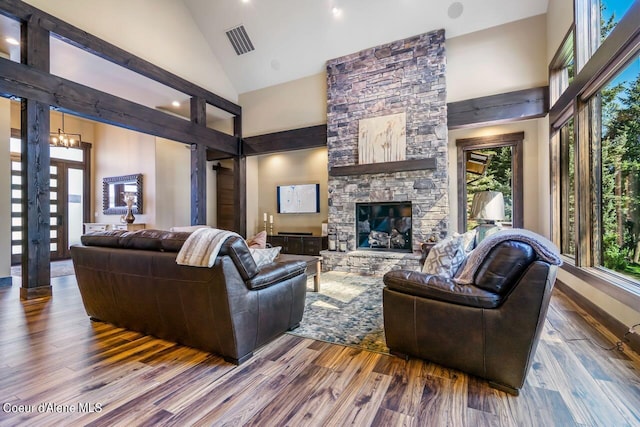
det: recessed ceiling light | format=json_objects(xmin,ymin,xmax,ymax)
[
  {"xmin": 172, "ymin": 101, "xmax": 180, "ymax": 107},
  {"xmin": 241, "ymin": 0, "xmax": 250, "ymax": 3},
  {"xmin": 6, "ymin": 37, "xmax": 19, "ymax": 46},
  {"xmin": 332, "ymin": 7, "xmax": 342, "ymax": 18}
]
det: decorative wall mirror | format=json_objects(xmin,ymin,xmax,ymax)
[
  {"xmin": 103, "ymin": 174, "xmax": 143, "ymax": 215},
  {"xmin": 456, "ymin": 132, "xmax": 523, "ymax": 232}
]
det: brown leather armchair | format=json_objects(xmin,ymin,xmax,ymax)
[{"xmin": 383, "ymin": 240, "xmax": 558, "ymax": 395}]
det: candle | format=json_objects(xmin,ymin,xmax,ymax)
[
  {"xmin": 263, "ymin": 212, "xmax": 267, "ymax": 221},
  {"xmin": 269, "ymin": 215, "xmax": 273, "ymax": 224}
]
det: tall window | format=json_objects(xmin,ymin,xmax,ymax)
[
  {"xmin": 596, "ymin": 55, "xmax": 640, "ymax": 280},
  {"xmin": 560, "ymin": 118, "xmax": 576, "ymax": 257},
  {"xmin": 550, "ymin": 0, "xmax": 639, "ymax": 287}
]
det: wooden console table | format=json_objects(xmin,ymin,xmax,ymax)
[
  {"xmin": 267, "ymin": 234, "xmax": 328, "ymax": 256},
  {"xmin": 83, "ymin": 223, "xmax": 146, "ymax": 233}
]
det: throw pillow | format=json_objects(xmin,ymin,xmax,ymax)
[
  {"xmin": 460, "ymin": 229, "xmax": 477, "ymax": 253},
  {"xmin": 249, "ymin": 246, "xmax": 281, "ymax": 268},
  {"xmin": 246, "ymin": 230, "xmax": 267, "ymax": 249},
  {"xmin": 421, "ymin": 235, "xmax": 466, "ymax": 279}
]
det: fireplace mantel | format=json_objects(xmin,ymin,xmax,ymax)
[{"xmin": 328, "ymin": 158, "xmax": 436, "ymax": 177}]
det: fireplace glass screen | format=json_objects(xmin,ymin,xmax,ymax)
[{"xmin": 356, "ymin": 202, "xmax": 412, "ymax": 252}]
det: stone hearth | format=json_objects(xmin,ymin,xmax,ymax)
[
  {"xmin": 321, "ymin": 249, "xmax": 422, "ymax": 276},
  {"xmin": 325, "ymin": 29, "xmax": 448, "ymax": 274}
]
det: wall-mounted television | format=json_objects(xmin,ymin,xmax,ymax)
[{"xmin": 277, "ymin": 183, "xmax": 320, "ymax": 214}]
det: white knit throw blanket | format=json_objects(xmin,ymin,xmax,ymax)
[
  {"xmin": 454, "ymin": 228, "xmax": 562, "ymax": 285},
  {"xmin": 176, "ymin": 228, "xmax": 241, "ymax": 268}
]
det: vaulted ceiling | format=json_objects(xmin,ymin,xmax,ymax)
[
  {"xmin": 182, "ymin": 0, "xmax": 550, "ymax": 94},
  {"xmin": 0, "ymin": 0, "xmax": 550, "ymax": 120}
]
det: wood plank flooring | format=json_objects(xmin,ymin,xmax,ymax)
[{"xmin": 0, "ymin": 275, "xmax": 639, "ymax": 426}]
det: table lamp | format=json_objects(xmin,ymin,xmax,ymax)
[{"xmin": 470, "ymin": 191, "xmax": 505, "ymax": 243}]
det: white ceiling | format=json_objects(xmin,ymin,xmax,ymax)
[
  {"xmin": 0, "ymin": 0, "xmax": 549, "ymax": 121},
  {"xmin": 182, "ymin": 0, "xmax": 550, "ymax": 94}
]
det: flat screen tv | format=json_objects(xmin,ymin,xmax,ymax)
[{"xmin": 277, "ymin": 183, "xmax": 320, "ymax": 214}]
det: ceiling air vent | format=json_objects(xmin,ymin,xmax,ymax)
[{"xmin": 225, "ymin": 25, "xmax": 255, "ymax": 56}]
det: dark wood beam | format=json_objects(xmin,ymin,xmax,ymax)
[
  {"xmin": 243, "ymin": 124, "xmax": 327, "ymax": 156},
  {"xmin": 206, "ymin": 148, "xmax": 233, "ymax": 162},
  {"xmin": 0, "ymin": 0, "xmax": 241, "ymax": 116},
  {"xmin": 329, "ymin": 158, "xmax": 436, "ymax": 177},
  {"xmin": 190, "ymin": 96, "xmax": 207, "ymax": 225},
  {"xmin": 0, "ymin": 58, "xmax": 238, "ymax": 154},
  {"xmin": 20, "ymin": 15, "xmax": 51, "ymax": 300},
  {"xmin": 234, "ymin": 116, "xmax": 246, "ymax": 237},
  {"xmin": 447, "ymin": 87, "xmax": 549, "ymax": 130}
]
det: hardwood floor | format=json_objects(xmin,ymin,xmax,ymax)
[{"xmin": 0, "ymin": 275, "xmax": 639, "ymax": 426}]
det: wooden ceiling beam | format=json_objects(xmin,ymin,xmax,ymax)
[
  {"xmin": 0, "ymin": 0, "xmax": 242, "ymax": 116},
  {"xmin": 0, "ymin": 58, "xmax": 238, "ymax": 154}
]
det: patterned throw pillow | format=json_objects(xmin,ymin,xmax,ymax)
[
  {"xmin": 249, "ymin": 246, "xmax": 281, "ymax": 268},
  {"xmin": 421, "ymin": 235, "xmax": 466, "ymax": 279},
  {"xmin": 246, "ymin": 230, "xmax": 267, "ymax": 249}
]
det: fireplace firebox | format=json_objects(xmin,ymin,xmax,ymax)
[{"xmin": 356, "ymin": 202, "xmax": 412, "ymax": 252}]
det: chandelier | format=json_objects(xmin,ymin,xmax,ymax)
[{"xmin": 50, "ymin": 112, "xmax": 82, "ymax": 148}]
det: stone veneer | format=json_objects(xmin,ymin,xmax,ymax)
[{"xmin": 324, "ymin": 29, "xmax": 448, "ymax": 275}]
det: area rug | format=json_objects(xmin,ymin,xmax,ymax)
[
  {"xmin": 288, "ymin": 271, "xmax": 389, "ymax": 354},
  {"xmin": 11, "ymin": 259, "xmax": 75, "ymax": 278}
]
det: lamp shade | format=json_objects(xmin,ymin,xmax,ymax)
[{"xmin": 470, "ymin": 191, "xmax": 505, "ymax": 221}]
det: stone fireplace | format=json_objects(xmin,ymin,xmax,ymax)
[{"xmin": 322, "ymin": 29, "xmax": 449, "ymax": 275}]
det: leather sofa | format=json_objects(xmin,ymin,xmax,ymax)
[
  {"xmin": 383, "ymin": 240, "xmax": 558, "ymax": 395},
  {"xmin": 71, "ymin": 229, "xmax": 307, "ymax": 364}
]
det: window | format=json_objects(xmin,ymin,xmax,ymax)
[
  {"xmin": 550, "ymin": 28, "xmax": 575, "ymax": 105},
  {"xmin": 560, "ymin": 118, "xmax": 576, "ymax": 257},
  {"xmin": 600, "ymin": 0, "xmax": 635, "ymax": 41},
  {"xmin": 550, "ymin": 0, "xmax": 640, "ymax": 290},
  {"xmin": 456, "ymin": 132, "xmax": 523, "ymax": 232},
  {"xmin": 595, "ymin": 55, "xmax": 640, "ymax": 280}
]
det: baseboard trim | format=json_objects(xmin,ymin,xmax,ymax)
[
  {"xmin": 0, "ymin": 276, "xmax": 11, "ymax": 287},
  {"xmin": 556, "ymin": 280, "xmax": 640, "ymax": 354}
]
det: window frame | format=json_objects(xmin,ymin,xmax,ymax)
[
  {"xmin": 456, "ymin": 132, "xmax": 524, "ymax": 232},
  {"xmin": 550, "ymin": 0, "xmax": 640, "ymax": 303}
]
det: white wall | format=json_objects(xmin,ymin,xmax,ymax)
[
  {"xmin": 24, "ymin": 0, "xmax": 237, "ymax": 103},
  {"xmin": 93, "ymin": 123, "xmax": 157, "ymax": 226},
  {"xmin": 0, "ymin": 98, "xmax": 10, "ymax": 280},
  {"xmin": 239, "ymin": 74, "xmax": 328, "ymax": 234},
  {"xmin": 257, "ymin": 148, "xmax": 329, "ymax": 236},
  {"xmin": 448, "ymin": 119, "xmax": 545, "ymax": 234},
  {"xmin": 155, "ymin": 138, "xmax": 191, "ymax": 230},
  {"xmin": 246, "ymin": 156, "xmax": 260, "ymax": 237},
  {"xmin": 240, "ymin": 74, "xmax": 327, "ymax": 137},
  {"xmin": 447, "ymin": 14, "xmax": 548, "ymax": 102},
  {"xmin": 546, "ymin": 0, "xmax": 575, "ymax": 63}
]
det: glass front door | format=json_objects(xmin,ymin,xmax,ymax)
[{"xmin": 10, "ymin": 139, "xmax": 87, "ymax": 264}]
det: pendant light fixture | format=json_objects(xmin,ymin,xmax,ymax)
[{"xmin": 50, "ymin": 112, "xmax": 82, "ymax": 148}]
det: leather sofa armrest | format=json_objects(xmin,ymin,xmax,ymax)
[
  {"xmin": 383, "ymin": 270, "xmax": 502, "ymax": 309},
  {"xmin": 246, "ymin": 260, "xmax": 307, "ymax": 290}
]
